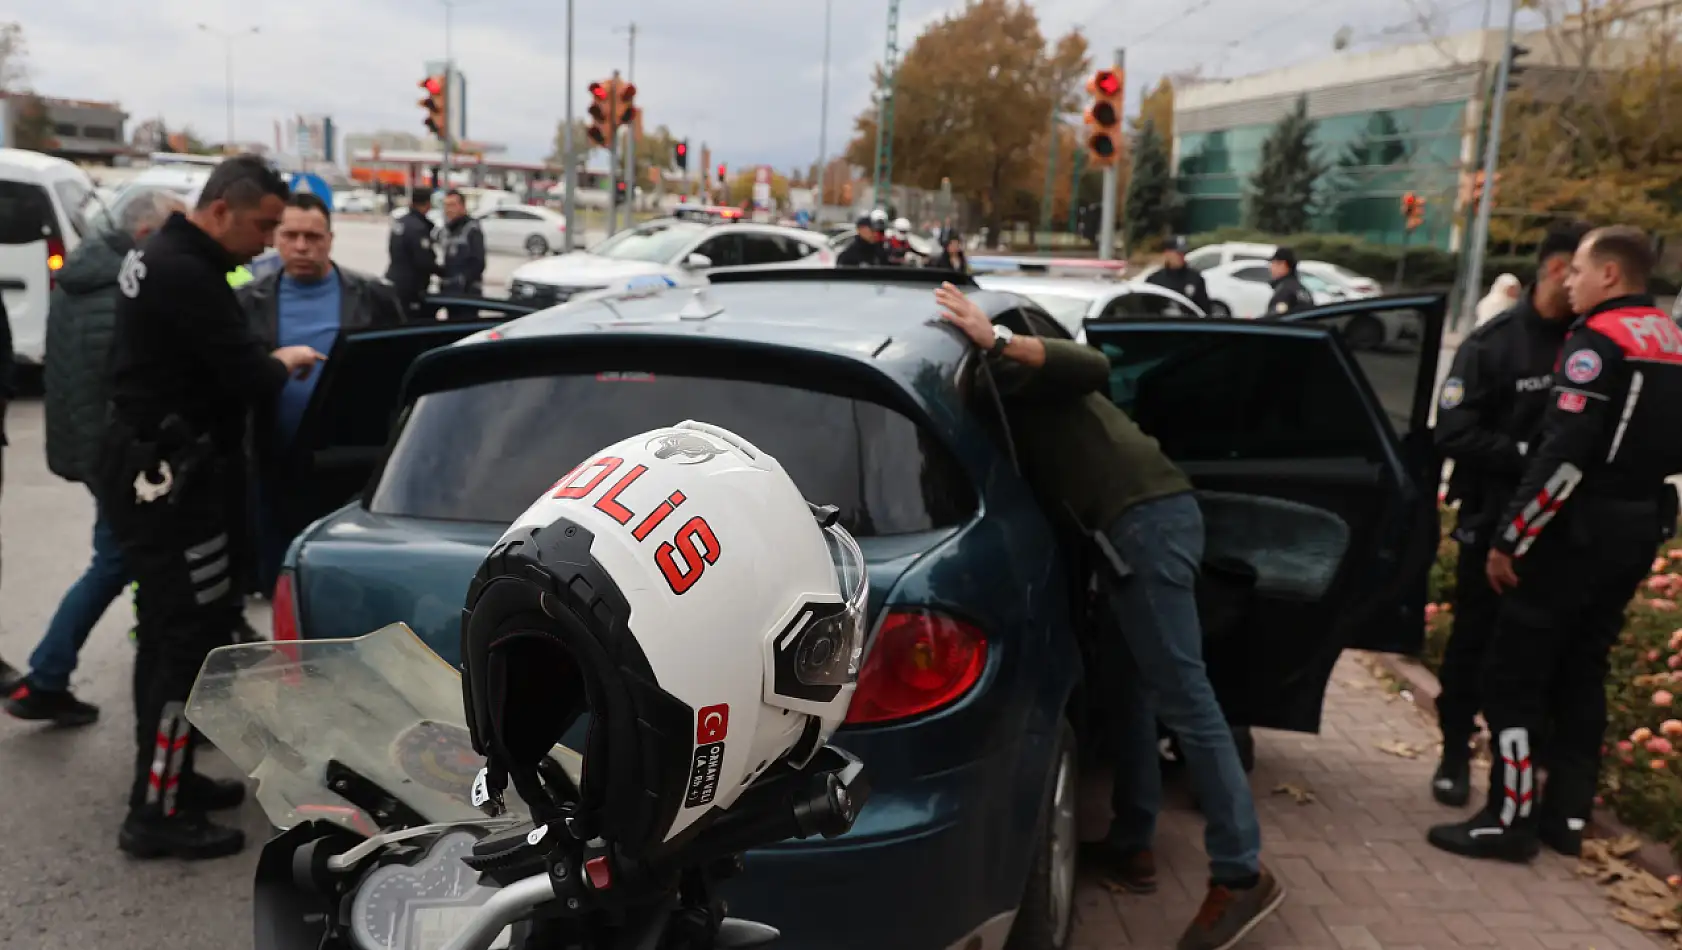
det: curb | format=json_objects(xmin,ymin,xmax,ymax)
[{"xmin": 1366, "ymin": 650, "xmax": 1682, "ymax": 882}]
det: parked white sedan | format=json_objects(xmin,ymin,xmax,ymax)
[
  {"xmin": 975, "ymin": 274, "xmax": 1206, "ymax": 342},
  {"xmin": 1198, "ymin": 260, "xmax": 1345, "ymax": 319},
  {"xmin": 477, "ymin": 205, "xmax": 569, "ymax": 257},
  {"xmin": 509, "ymin": 218, "xmax": 834, "ymax": 307}
]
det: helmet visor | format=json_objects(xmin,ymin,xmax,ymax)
[{"xmin": 791, "ymin": 522, "xmax": 868, "ymax": 688}]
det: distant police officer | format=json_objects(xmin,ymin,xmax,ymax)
[
  {"xmin": 386, "ymin": 190, "xmax": 439, "ymax": 318},
  {"xmin": 1428, "ymin": 222, "xmax": 1590, "ymax": 808},
  {"xmin": 1429, "ymin": 226, "xmax": 1682, "ymax": 863},
  {"xmin": 441, "ymin": 190, "xmax": 486, "ymax": 321},
  {"xmin": 837, "ymin": 213, "xmax": 887, "ymax": 267},
  {"xmin": 103, "ymin": 155, "xmax": 325, "ymax": 860},
  {"xmin": 1146, "ymin": 236, "xmax": 1213, "ymax": 313},
  {"xmin": 1265, "ymin": 247, "xmax": 1315, "ymax": 316}
]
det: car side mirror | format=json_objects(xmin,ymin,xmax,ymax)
[{"xmin": 684, "ymin": 253, "xmax": 714, "ymax": 270}]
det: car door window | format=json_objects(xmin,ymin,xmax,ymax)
[
  {"xmin": 1099, "ymin": 293, "xmax": 1183, "ymax": 321},
  {"xmin": 738, "ymin": 233, "xmax": 798, "ymax": 266},
  {"xmin": 1230, "ymin": 265, "xmax": 1272, "ymax": 283},
  {"xmin": 1184, "ymin": 248, "xmax": 1219, "ymax": 272},
  {"xmin": 53, "ymin": 179, "xmax": 93, "ymax": 238},
  {"xmin": 1283, "ymin": 303, "xmax": 1435, "ymax": 438},
  {"xmin": 1089, "ymin": 327, "xmax": 1381, "ymax": 462},
  {"xmin": 690, "ymin": 233, "xmax": 743, "ymax": 267}
]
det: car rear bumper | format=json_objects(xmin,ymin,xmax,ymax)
[{"xmin": 717, "ymin": 732, "xmax": 1040, "ymax": 950}]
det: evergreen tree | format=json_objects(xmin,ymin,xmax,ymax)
[
  {"xmin": 1124, "ymin": 118, "xmax": 1178, "ymax": 248},
  {"xmin": 1246, "ymin": 95, "xmax": 1327, "ymax": 235}
]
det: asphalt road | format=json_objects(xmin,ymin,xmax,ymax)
[
  {"xmin": 0, "ymin": 400, "xmax": 263, "ymax": 949},
  {"xmin": 328, "ymin": 215, "xmax": 608, "ymax": 297}
]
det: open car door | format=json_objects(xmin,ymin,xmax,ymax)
[
  {"xmin": 283, "ymin": 297, "xmax": 537, "ymax": 533},
  {"xmin": 1082, "ymin": 294, "xmax": 1445, "ymax": 732}
]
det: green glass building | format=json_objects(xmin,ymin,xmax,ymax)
[{"xmin": 1172, "ymin": 29, "xmax": 1550, "ymax": 251}]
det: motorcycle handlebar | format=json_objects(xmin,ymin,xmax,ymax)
[{"xmin": 435, "ymin": 873, "xmax": 557, "ymax": 950}]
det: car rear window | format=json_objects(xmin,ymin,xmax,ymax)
[
  {"xmin": 369, "ymin": 373, "xmax": 977, "ymax": 536},
  {"xmin": 0, "ymin": 181, "xmax": 57, "ymax": 245}
]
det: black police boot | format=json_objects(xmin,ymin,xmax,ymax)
[
  {"xmin": 1431, "ymin": 745, "xmax": 1471, "ymax": 807},
  {"xmin": 1537, "ymin": 816, "xmax": 1584, "ymax": 857},
  {"xmin": 0, "ymin": 656, "xmax": 20, "ymax": 695},
  {"xmin": 177, "ymin": 772, "xmax": 247, "ymax": 812},
  {"xmin": 1426, "ymin": 808, "xmax": 1540, "ymax": 863},
  {"xmin": 118, "ymin": 807, "xmax": 245, "ymax": 861}
]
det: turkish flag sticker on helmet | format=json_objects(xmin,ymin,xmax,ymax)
[{"xmin": 696, "ymin": 704, "xmax": 730, "ymax": 743}]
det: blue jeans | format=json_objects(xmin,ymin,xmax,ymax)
[
  {"xmin": 29, "ymin": 492, "xmax": 132, "ymax": 692},
  {"xmin": 1101, "ymin": 492, "xmax": 1261, "ymax": 883}
]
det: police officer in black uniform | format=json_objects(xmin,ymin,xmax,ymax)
[
  {"xmin": 1429, "ymin": 226, "xmax": 1682, "ymax": 862},
  {"xmin": 837, "ymin": 213, "xmax": 887, "ymax": 267},
  {"xmin": 1429, "ymin": 222, "xmax": 1590, "ymax": 807},
  {"xmin": 1146, "ymin": 236, "xmax": 1213, "ymax": 313},
  {"xmin": 386, "ymin": 189, "xmax": 439, "ymax": 319},
  {"xmin": 441, "ymin": 190, "xmax": 486, "ymax": 321},
  {"xmin": 1264, "ymin": 247, "xmax": 1315, "ymax": 316},
  {"xmin": 104, "ymin": 155, "xmax": 326, "ymax": 859}
]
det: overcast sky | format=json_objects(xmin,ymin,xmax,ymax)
[{"xmin": 17, "ymin": 0, "xmax": 1530, "ymax": 168}]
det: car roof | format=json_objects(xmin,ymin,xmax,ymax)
[
  {"xmin": 975, "ymin": 275, "xmax": 1119, "ymax": 299},
  {"xmin": 476, "ymin": 277, "xmax": 991, "ymax": 384},
  {"xmin": 0, "ymin": 147, "xmax": 81, "ymax": 179}
]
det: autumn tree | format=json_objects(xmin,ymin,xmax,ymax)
[
  {"xmin": 1247, "ymin": 95, "xmax": 1326, "ymax": 235},
  {"xmin": 1133, "ymin": 76, "xmax": 1174, "ymax": 142},
  {"xmin": 843, "ymin": 0, "xmax": 1089, "ymax": 239},
  {"xmin": 1125, "ymin": 119, "xmax": 1177, "ymax": 248},
  {"xmin": 1483, "ymin": 0, "xmax": 1682, "ymax": 246}
]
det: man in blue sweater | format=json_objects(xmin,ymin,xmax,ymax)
[{"xmin": 237, "ymin": 192, "xmax": 402, "ymax": 593}]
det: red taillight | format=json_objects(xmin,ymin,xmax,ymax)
[
  {"xmin": 845, "ymin": 609, "xmax": 987, "ymax": 725},
  {"xmin": 272, "ymin": 571, "xmax": 300, "ymax": 642},
  {"xmin": 46, "ymin": 236, "xmax": 65, "ymax": 289}
]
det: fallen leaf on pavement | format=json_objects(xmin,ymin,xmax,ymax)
[
  {"xmin": 1272, "ymin": 783, "xmax": 1316, "ymax": 805},
  {"xmin": 1375, "ymin": 740, "xmax": 1420, "ymax": 759},
  {"xmin": 1613, "ymin": 906, "xmax": 1680, "ymax": 932},
  {"xmin": 1610, "ymin": 835, "xmax": 1645, "ymax": 858}
]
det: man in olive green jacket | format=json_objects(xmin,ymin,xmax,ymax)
[{"xmin": 935, "ymin": 283, "xmax": 1283, "ymax": 950}]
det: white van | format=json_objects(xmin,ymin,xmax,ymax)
[{"xmin": 0, "ymin": 148, "xmax": 100, "ymax": 365}]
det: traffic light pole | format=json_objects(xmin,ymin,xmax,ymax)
[
  {"xmin": 562, "ymin": 0, "xmax": 576, "ymax": 251},
  {"xmin": 606, "ymin": 79, "xmax": 621, "ymax": 235},
  {"xmin": 440, "ymin": 0, "xmax": 456, "ymax": 195},
  {"xmin": 1457, "ymin": 0, "xmax": 1519, "ymax": 329},
  {"xmin": 1097, "ymin": 47, "xmax": 1124, "ymax": 262}
]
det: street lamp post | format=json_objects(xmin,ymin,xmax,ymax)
[
  {"xmin": 817, "ymin": 0, "xmax": 832, "ymax": 207},
  {"xmin": 197, "ymin": 23, "xmax": 259, "ymax": 150},
  {"xmin": 562, "ymin": 0, "xmax": 576, "ymax": 250}
]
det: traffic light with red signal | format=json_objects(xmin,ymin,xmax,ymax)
[
  {"xmin": 419, "ymin": 73, "xmax": 447, "ymax": 140},
  {"xmin": 587, "ymin": 80, "xmax": 613, "ymax": 148},
  {"xmin": 1401, "ymin": 192, "xmax": 1426, "ymax": 231},
  {"xmin": 618, "ymin": 82, "xmax": 638, "ymax": 128},
  {"xmin": 1084, "ymin": 68, "xmax": 1123, "ymax": 167},
  {"xmin": 717, "ymin": 163, "xmax": 727, "ymax": 185},
  {"xmin": 674, "ymin": 140, "xmax": 689, "ymax": 171}
]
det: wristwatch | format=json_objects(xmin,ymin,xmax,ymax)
[{"xmin": 990, "ymin": 325, "xmax": 1015, "ymax": 356}]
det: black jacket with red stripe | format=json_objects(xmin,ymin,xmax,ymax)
[{"xmin": 1495, "ymin": 295, "xmax": 1682, "ymax": 557}]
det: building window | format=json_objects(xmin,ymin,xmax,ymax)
[
  {"xmin": 83, "ymin": 126, "xmax": 118, "ymax": 142},
  {"xmin": 53, "ymin": 122, "xmax": 78, "ymax": 137},
  {"xmin": 1174, "ymin": 100, "xmax": 1468, "ymax": 248}
]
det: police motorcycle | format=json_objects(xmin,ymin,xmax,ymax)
[{"xmin": 187, "ymin": 421, "xmax": 871, "ymax": 950}]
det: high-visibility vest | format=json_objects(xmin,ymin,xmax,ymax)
[{"xmin": 228, "ymin": 265, "xmax": 254, "ymax": 288}]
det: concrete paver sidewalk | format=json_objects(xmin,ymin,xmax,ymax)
[{"xmin": 1068, "ymin": 652, "xmax": 1665, "ymax": 950}]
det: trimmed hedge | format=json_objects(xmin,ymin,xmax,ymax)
[{"xmin": 1186, "ymin": 227, "xmax": 1534, "ymax": 291}]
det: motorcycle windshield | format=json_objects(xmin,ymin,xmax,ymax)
[{"xmin": 185, "ymin": 623, "xmax": 579, "ymax": 835}]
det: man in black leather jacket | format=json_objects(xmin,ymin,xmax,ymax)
[
  {"xmin": 238, "ymin": 191, "xmax": 402, "ymax": 593},
  {"xmin": 1428, "ymin": 222, "xmax": 1590, "ymax": 808}
]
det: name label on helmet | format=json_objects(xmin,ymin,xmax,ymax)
[
  {"xmin": 551, "ymin": 455, "xmax": 723, "ymax": 595},
  {"xmin": 685, "ymin": 742, "xmax": 725, "ymax": 808}
]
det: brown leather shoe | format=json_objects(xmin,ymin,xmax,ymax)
[
  {"xmin": 1177, "ymin": 865, "xmax": 1286, "ymax": 950},
  {"xmin": 1079, "ymin": 843, "xmax": 1157, "ymax": 894}
]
